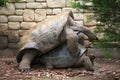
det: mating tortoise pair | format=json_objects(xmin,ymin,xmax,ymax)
[{"xmin": 16, "ymin": 11, "xmax": 97, "ymax": 72}]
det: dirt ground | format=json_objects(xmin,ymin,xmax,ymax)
[{"xmin": 0, "ymin": 57, "xmax": 120, "ymax": 80}]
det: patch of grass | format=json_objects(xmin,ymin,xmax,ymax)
[{"xmin": 102, "ymin": 48, "xmax": 112, "ymax": 59}]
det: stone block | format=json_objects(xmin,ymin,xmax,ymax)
[
  {"xmin": 35, "ymin": 9, "xmax": 46, "ymax": 21},
  {"xmin": 89, "ymin": 26, "xmax": 96, "ymax": 32},
  {"xmin": 0, "ymin": 31, "xmax": 8, "ymax": 36},
  {"xmin": 8, "ymin": 0, "xmax": 26, "ymax": 2},
  {"xmin": 46, "ymin": 15, "xmax": 54, "ymax": 18},
  {"xmin": 0, "ymin": 23, "xmax": 8, "ymax": 36},
  {"xmin": 23, "ymin": 9, "xmax": 34, "ymax": 21},
  {"xmin": 0, "ymin": 37, "xmax": 8, "ymax": 49},
  {"xmin": 0, "ymin": 4, "xmax": 15, "ymax": 15},
  {"xmin": 26, "ymin": 0, "xmax": 35, "ymax": 2},
  {"xmin": 62, "ymin": 8, "xmax": 83, "ymax": 13},
  {"xmin": 8, "ymin": 0, "xmax": 17, "ymax": 2},
  {"xmin": 21, "ymin": 22, "xmax": 36, "ymax": 29},
  {"xmin": 96, "ymin": 33, "xmax": 104, "ymax": 39},
  {"xmin": 85, "ymin": 2, "xmax": 93, "ymax": 6},
  {"xmin": 8, "ymin": 43, "xmax": 18, "ymax": 49},
  {"xmin": 19, "ymin": 30, "xmax": 27, "ymax": 36},
  {"xmin": 19, "ymin": 0, "xmax": 26, "ymax": 2},
  {"xmin": 62, "ymin": 8, "xmax": 73, "ymax": 12},
  {"xmin": 36, "ymin": 0, "xmax": 46, "ymax": 1},
  {"xmin": 65, "ymin": 0, "xmax": 75, "ymax": 7},
  {"xmin": 8, "ymin": 22, "xmax": 20, "ymax": 30},
  {"xmin": 8, "ymin": 16, "xmax": 23, "ymax": 22},
  {"xmin": 46, "ymin": 9, "xmax": 53, "ymax": 14},
  {"xmin": 8, "ymin": 31, "xmax": 20, "ymax": 43},
  {"xmin": 0, "ymin": 16, "xmax": 8, "ymax": 22},
  {"xmin": 84, "ymin": 13, "xmax": 96, "ymax": 26},
  {"xmin": 47, "ymin": 0, "xmax": 65, "ymax": 8},
  {"xmin": 53, "ymin": 9, "xmax": 62, "ymax": 14},
  {"xmin": 0, "ymin": 23, "xmax": 8, "ymax": 30},
  {"xmin": 26, "ymin": 2, "xmax": 46, "ymax": 8},
  {"xmin": 15, "ymin": 3, "xmax": 26, "ymax": 9},
  {"xmin": 73, "ymin": 13, "xmax": 83, "ymax": 20},
  {"xmin": 15, "ymin": 9, "xmax": 23, "ymax": 15},
  {"xmin": 75, "ymin": 21, "xmax": 83, "ymax": 26}
]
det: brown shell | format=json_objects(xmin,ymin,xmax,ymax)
[{"xmin": 16, "ymin": 11, "xmax": 74, "ymax": 63}]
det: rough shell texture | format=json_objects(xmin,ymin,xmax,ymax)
[
  {"xmin": 34, "ymin": 44, "xmax": 86, "ymax": 68},
  {"xmin": 17, "ymin": 11, "xmax": 74, "ymax": 63}
]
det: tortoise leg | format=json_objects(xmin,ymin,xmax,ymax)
[
  {"xmin": 75, "ymin": 55, "xmax": 94, "ymax": 71},
  {"xmin": 65, "ymin": 26, "xmax": 79, "ymax": 57},
  {"xmin": 88, "ymin": 54, "xmax": 96, "ymax": 65},
  {"xmin": 82, "ymin": 55, "xmax": 94, "ymax": 71},
  {"xmin": 19, "ymin": 50, "xmax": 37, "ymax": 72},
  {"xmin": 69, "ymin": 17, "xmax": 98, "ymax": 41}
]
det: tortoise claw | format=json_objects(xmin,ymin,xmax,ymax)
[
  {"xmin": 19, "ymin": 67, "xmax": 30, "ymax": 73},
  {"xmin": 20, "ymin": 69, "xmax": 24, "ymax": 73},
  {"xmin": 24, "ymin": 68, "xmax": 30, "ymax": 73},
  {"xmin": 19, "ymin": 62, "xmax": 30, "ymax": 72}
]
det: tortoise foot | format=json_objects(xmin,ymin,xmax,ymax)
[
  {"xmin": 19, "ymin": 61, "xmax": 30, "ymax": 72},
  {"xmin": 86, "ymin": 67, "xmax": 94, "ymax": 71}
]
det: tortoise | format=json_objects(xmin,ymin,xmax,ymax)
[
  {"xmin": 17, "ymin": 11, "xmax": 98, "ymax": 72},
  {"xmin": 34, "ymin": 43, "xmax": 95, "ymax": 71},
  {"xmin": 32, "ymin": 33, "xmax": 95, "ymax": 71}
]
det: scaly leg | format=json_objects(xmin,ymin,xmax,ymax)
[
  {"xmin": 69, "ymin": 17, "xmax": 98, "ymax": 41},
  {"xmin": 82, "ymin": 55, "xmax": 94, "ymax": 71},
  {"xmin": 19, "ymin": 50, "xmax": 37, "ymax": 72},
  {"xmin": 75, "ymin": 55, "xmax": 94, "ymax": 71}
]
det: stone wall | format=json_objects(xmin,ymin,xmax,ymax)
[{"xmin": 0, "ymin": 0, "xmax": 95, "ymax": 56}]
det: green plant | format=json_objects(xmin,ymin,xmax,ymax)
[
  {"xmin": 102, "ymin": 48, "xmax": 112, "ymax": 59},
  {"xmin": 70, "ymin": 0, "xmax": 120, "ymax": 48},
  {"xmin": 0, "ymin": 0, "xmax": 9, "ymax": 7},
  {"xmin": 0, "ymin": 0, "xmax": 20, "ymax": 7}
]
